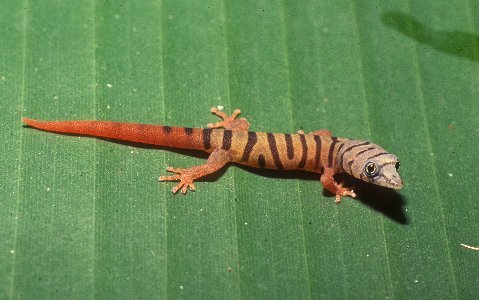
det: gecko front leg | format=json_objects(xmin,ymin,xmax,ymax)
[
  {"xmin": 159, "ymin": 148, "xmax": 232, "ymax": 194},
  {"xmin": 320, "ymin": 168, "xmax": 356, "ymax": 203},
  {"xmin": 207, "ymin": 107, "xmax": 250, "ymax": 131}
]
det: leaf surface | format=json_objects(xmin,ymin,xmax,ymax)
[{"xmin": 1, "ymin": 0, "xmax": 478, "ymax": 299}]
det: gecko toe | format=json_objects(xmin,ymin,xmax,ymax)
[
  {"xmin": 159, "ymin": 174, "xmax": 180, "ymax": 181},
  {"xmin": 335, "ymin": 195, "xmax": 341, "ymax": 203}
]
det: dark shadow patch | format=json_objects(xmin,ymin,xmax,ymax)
[{"xmin": 382, "ymin": 11, "xmax": 479, "ymax": 62}]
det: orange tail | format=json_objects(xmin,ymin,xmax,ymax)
[{"xmin": 22, "ymin": 118, "xmax": 207, "ymax": 150}]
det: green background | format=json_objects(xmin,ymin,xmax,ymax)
[{"xmin": 1, "ymin": 0, "xmax": 478, "ymax": 299}]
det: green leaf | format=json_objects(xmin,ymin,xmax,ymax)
[{"xmin": 1, "ymin": 0, "xmax": 478, "ymax": 299}]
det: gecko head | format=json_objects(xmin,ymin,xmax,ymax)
[{"xmin": 338, "ymin": 140, "xmax": 403, "ymax": 189}]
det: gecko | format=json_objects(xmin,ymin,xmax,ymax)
[{"xmin": 22, "ymin": 107, "xmax": 403, "ymax": 203}]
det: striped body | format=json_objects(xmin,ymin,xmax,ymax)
[{"xmin": 205, "ymin": 129, "xmax": 348, "ymax": 173}]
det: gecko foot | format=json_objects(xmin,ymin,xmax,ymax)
[
  {"xmin": 207, "ymin": 107, "xmax": 250, "ymax": 131},
  {"xmin": 158, "ymin": 149, "xmax": 232, "ymax": 195},
  {"xmin": 335, "ymin": 182, "xmax": 356, "ymax": 203},
  {"xmin": 158, "ymin": 167, "xmax": 196, "ymax": 194},
  {"xmin": 320, "ymin": 168, "xmax": 356, "ymax": 204}
]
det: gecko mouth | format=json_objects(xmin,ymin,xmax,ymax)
[{"xmin": 389, "ymin": 178, "xmax": 403, "ymax": 189}]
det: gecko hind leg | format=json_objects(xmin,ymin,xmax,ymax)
[
  {"xmin": 158, "ymin": 148, "xmax": 232, "ymax": 194},
  {"xmin": 207, "ymin": 107, "xmax": 250, "ymax": 131}
]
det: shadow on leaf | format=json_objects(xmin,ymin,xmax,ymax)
[
  {"xmin": 382, "ymin": 11, "xmax": 479, "ymax": 62},
  {"xmin": 235, "ymin": 165, "xmax": 408, "ymax": 224},
  {"xmin": 332, "ymin": 174, "xmax": 408, "ymax": 225}
]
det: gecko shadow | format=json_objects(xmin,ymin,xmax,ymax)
[
  {"xmin": 233, "ymin": 166, "xmax": 408, "ymax": 225},
  {"xmin": 382, "ymin": 11, "xmax": 479, "ymax": 62},
  {"xmin": 331, "ymin": 173, "xmax": 408, "ymax": 225},
  {"xmin": 24, "ymin": 125, "xmax": 408, "ymax": 224}
]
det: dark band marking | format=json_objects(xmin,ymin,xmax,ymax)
[
  {"xmin": 241, "ymin": 131, "xmax": 257, "ymax": 162},
  {"xmin": 297, "ymin": 134, "xmax": 308, "ymax": 168},
  {"xmin": 162, "ymin": 126, "xmax": 172, "ymax": 134},
  {"xmin": 327, "ymin": 137, "xmax": 339, "ymax": 168},
  {"xmin": 367, "ymin": 152, "xmax": 389, "ymax": 160},
  {"xmin": 284, "ymin": 134, "xmax": 294, "ymax": 160},
  {"xmin": 339, "ymin": 141, "xmax": 371, "ymax": 170},
  {"xmin": 258, "ymin": 154, "xmax": 266, "ymax": 168},
  {"xmin": 348, "ymin": 160, "xmax": 354, "ymax": 168},
  {"xmin": 336, "ymin": 143, "xmax": 345, "ymax": 156},
  {"xmin": 203, "ymin": 129, "xmax": 212, "ymax": 149},
  {"xmin": 184, "ymin": 127, "xmax": 193, "ymax": 135},
  {"xmin": 335, "ymin": 142, "xmax": 346, "ymax": 170},
  {"xmin": 222, "ymin": 130, "xmax": 233, "ymax": 150},
  {"xmin": 346, "ymin": 159, "xmax": 355, "ymax": 175},
  {"xmin": 378, "ymin": 161, "xmax": 397, "ymax": 168},
  {"xmin": 267, "ymin": 133, "xmax": 284, "ymax": 169},
  {"xmin": 354, "ymin": 146, "xmax": 376, "ymax": 158},
  {"xmin": 313, "ymin": 135, "xmax": 322, "ymax": 169}
]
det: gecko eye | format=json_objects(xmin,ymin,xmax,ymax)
[
  {"xmin": 364, "ymin": 162, "xmax": 379, "ymax": 177},
  {"xmin": 395, "ymin": 161, "xmax": 400, "ymax": 170}
]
